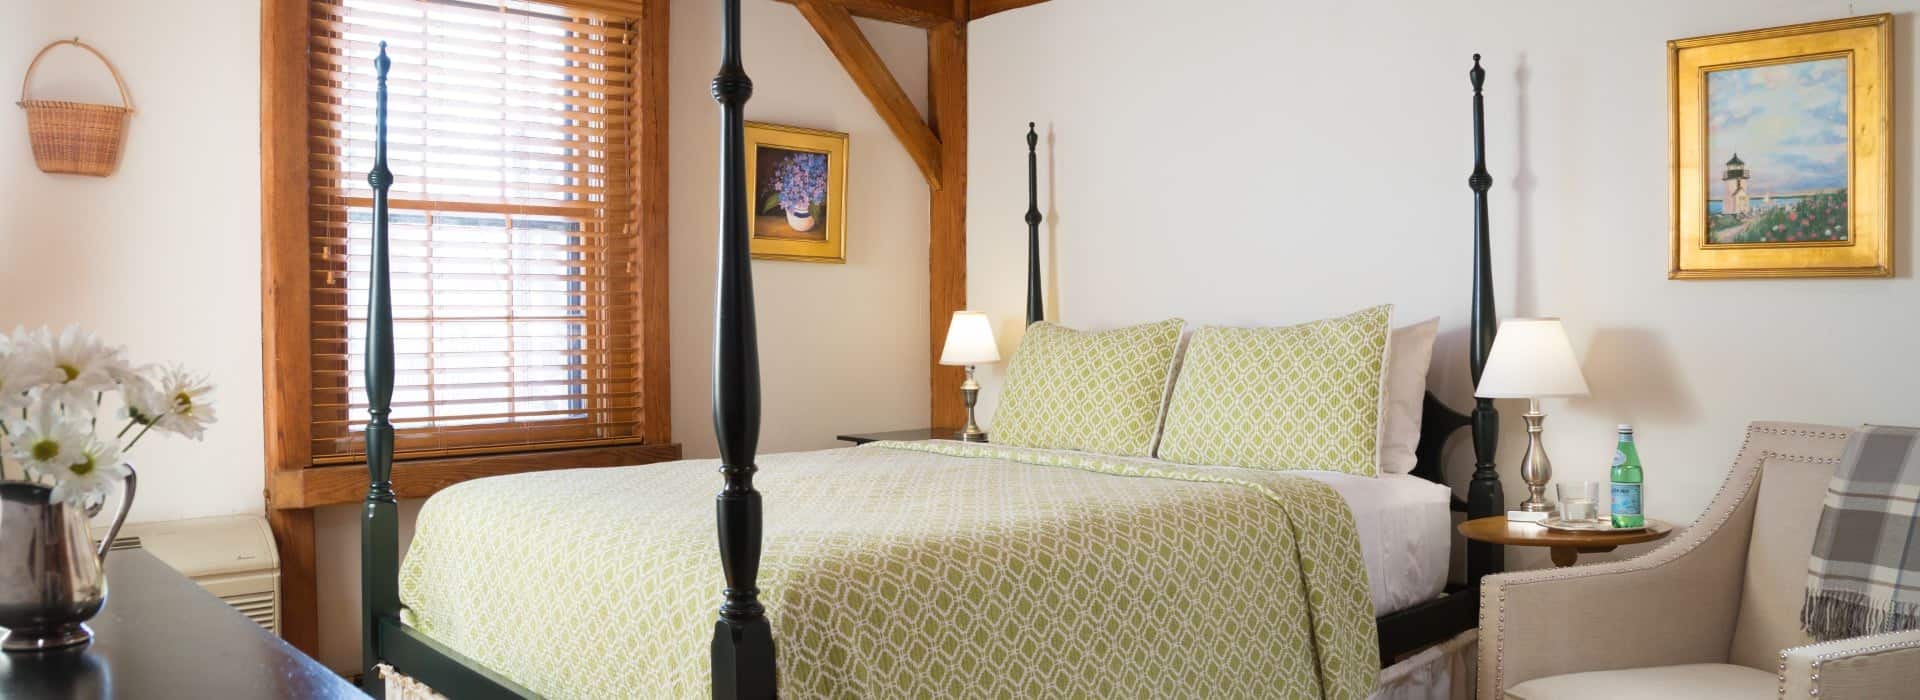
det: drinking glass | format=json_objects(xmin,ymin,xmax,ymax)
[{"xmin": 1556, "ymin": 481, "xmax": 1599, "ymax": 523}]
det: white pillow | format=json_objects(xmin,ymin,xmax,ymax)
[{"xmin": 1378, "ymin": 317, "xmax": 1439, "ymax": 474}]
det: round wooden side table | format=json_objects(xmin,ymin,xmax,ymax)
[{"xmin": 1458, "ymin": 515, "xmax": 1674, "ymax": 567}]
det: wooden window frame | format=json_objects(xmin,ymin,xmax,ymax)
[
  {"xmin": 260, "ymin": 0, "xmax": 674, "ymax": 653},
  {"xmin": 303, "ymin": 0, "xmax": 648, "ymax": 464}
]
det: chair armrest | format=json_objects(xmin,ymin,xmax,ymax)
[
  {"xmin": 1477, "ymin": 532, "xmax": 1746, "ymax": 699},
  {"xmin": 1778, "ymin": 629, "xmax": 1920, "ymax": 699}
]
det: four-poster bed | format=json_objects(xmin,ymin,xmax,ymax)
[{"xmin": 355, "ymin": 7, "xmax": 1507, "ymax": 698}]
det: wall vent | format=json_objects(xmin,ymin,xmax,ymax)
[{"xmin": 106, "ymin": 515, "xmax": 281, "ymax": 636}]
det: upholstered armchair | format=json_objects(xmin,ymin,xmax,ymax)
[{"xmin": 1478, "ymin": 422, "xmax": 1920, "ymax": 699}]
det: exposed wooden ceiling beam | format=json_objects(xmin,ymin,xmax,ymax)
[
  {"xmin": 927, "ymin": 17, "xmax": 968, "ymax": 429},
  {"xmin": 793, "ymin": 0, "xmax": 944, "ymax": 188},
  {"xmin": 772, "ymin": 0, "xmax": 955, "ymax": 28},
  {"xmin": 969, "ymin": 0, "xmax": 1050, "ymax": 21}
]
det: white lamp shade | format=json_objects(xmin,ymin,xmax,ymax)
[
  {"xmin": 1474, "ymin": 318, "xmax": 1590, "ymax": 398},
  {"xmin": 939, "ymin": 311, "xmax": 1000, "ymax": 365}
]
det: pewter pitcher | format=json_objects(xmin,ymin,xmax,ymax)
[{"xmin": 0, "ymin": 466, "xmax": 136, "ymax": 651}]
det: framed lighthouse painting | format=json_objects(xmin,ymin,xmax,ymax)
[{"xmin": 1669, "ymin": 15, "xmax": 1891, "ymax": 278}]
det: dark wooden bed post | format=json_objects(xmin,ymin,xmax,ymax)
[
  {"xmin": 710, "ymin": 0, "xmax": 777, "ymax": 697},
  {"xmin": 1465, "ymin": 54, "xmax": 1505, "ymax": 584},
  {"xmin": 360, "ymin": 43, "xmax": 402, "ymax": 699},
  {"xmin": 1375, "ymin": 54, "xmax": 1508, "ymax": 664},
  {"xmin": 354, "ymin": 44, "xmax": 543, "ymax": 700},
  {"xmin": 1025, "ymin": 122, "xmax": 1043, "ymax": 326}
]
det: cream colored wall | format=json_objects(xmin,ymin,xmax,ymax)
[
  {"xmin": 667, "ymin": 0, "xmax": 932, "ymax": 460},
  {"xmin": 4, "ymin": 0, "xmax": 929, "ymax": 672},
  {"xmin": 0, "ymin": 0, "xmax": 265, "ymax": 524},
  {"xmin": 965, "ymin": 0, "xmax": 1920, "ymax": 568}
]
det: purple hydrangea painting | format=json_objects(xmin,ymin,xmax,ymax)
[
  {"xmin": 745, "ymin": 122, "xmax": 847, "ymax": 261},
  {"xmin": 771, "ymin": 151, "xmax": 827, "ymax": 212},
  {"xmin": 755, "ymin": 146, "xmax": 831, "ymax": 240}
]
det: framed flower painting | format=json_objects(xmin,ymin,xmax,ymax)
[
  {"xmin": 745, "ymin": 122, "xmax": 849, "ymax": 263},
  {"xmin": 1668, "ymin": 15, "xmax": 1891, "ymax": 278}
]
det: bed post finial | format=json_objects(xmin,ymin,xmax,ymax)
[
  {"xmin": 709, "ymin": 0, "xmax": 777, "ymax": 698},
  {"xmin": 1465, "ymin": 53, "xmax": 1504, "ymax": 584},
  {"xmin": 1025, "ymin": 122, "xmax": 1044, "ymax": 326},
  {"xmin": 360, "ymin": 40, "xmax": 402, "ymax": 699}
]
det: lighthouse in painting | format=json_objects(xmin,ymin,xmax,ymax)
[{"xmin": 1722, "ymin": 153, "xmax": 1751, "ymax": 216}]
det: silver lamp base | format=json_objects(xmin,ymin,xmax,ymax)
[
  {"xmin": 958, "ymin": 366, "xmax": 987, "ymax": 442},
  {"xmin": 1517, "ymin": 398, "xmax": 1554, "ymax": 512}
]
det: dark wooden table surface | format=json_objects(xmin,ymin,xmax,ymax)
[
  {"xmin": 0, "ymin": 548, "xmax": 363, "ymax": 699},
  {"xmin": 836, "ymin": 427, "xmax": 982, "ymax": 445}
]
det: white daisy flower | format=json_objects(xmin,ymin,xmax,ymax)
[
  {"xmin": 120, "ymin": 371, "xmax": 163, "ymax": 418},
  {"xmin": 5, "ymin": 326, "xmax": 55, "ymax": 374},
  {"xmin": 123, "ymin": 364, "xmax": 217, "ymax": 441},
  {"xmin": 0, "ymin": 327, "xmax": 62, "ymax": 414},
  {"xmin": 46, "ymin": 434, "xmax": 129, "ymax": 505},
  {"xmin": 21, "ymin": 326, "xmax": 128, "ymax": 411},
  {"xmin": 6, "ymin": 401, "xmax": 89, "ymax": 477}
]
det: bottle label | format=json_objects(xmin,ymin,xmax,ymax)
[
  {"xmin": 1613, "ymin": 449, "xmax": 1627, "ymax": 467},
  {"xmin": 1612, "ymin": 483, "xmax": 1642, "ymax": 516}
]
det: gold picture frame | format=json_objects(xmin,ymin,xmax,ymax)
[
  {"xmin": 1668, "ymin": 14, "xmax": 1892, "ymax": 279},
  {"xmin": 745, "ymin": 121, "xmax": 849, "ymax": 263}
]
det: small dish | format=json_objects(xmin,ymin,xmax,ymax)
[{"xmin": 1541, "ymin": 516, "xmax": 1648, "ymax": 533}]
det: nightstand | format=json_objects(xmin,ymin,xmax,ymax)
[
  {"xmin": 836, "ymin": 428, "xmax": 983, "ymax": 445},
  {"xmin": 1459, "ymin": 515, "xmax": 1674, "ymax": 567}
]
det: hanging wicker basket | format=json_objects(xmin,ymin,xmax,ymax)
[{"xmin": 16, "ymin": 38, "xmax": 134, "ymax": 177}]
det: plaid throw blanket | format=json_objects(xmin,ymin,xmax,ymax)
[{"xmin": 1802, "ymin": 424, "xmax": 1920, "ymax": 641}]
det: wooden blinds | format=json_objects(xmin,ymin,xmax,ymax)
[{"xmin": 306, "ymin": 0, "xmax": 645, "ymax": 463}]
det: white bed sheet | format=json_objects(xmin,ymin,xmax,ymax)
[{"xmin": 1293, "ymin": 471, "xmax": 1454, "ymax": 616}]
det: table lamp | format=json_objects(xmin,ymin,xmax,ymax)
[
  {"xmin": 1474, "ymin": 318, "xmax": 1590, "ymax": 515},
  {"xmin": 939, "ymin": 311, "xmax": 1000, "ymax": 441}
]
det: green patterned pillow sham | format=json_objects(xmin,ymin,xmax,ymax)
[
  {"xmin": 990, "ymin": 319, "xmax": 1184, "ymax": 457},
  {"xmin": 1157, "ymin": 305, "xmax": 1391, "ymax": 476}
]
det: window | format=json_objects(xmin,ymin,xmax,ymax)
[{"xmin": 303, "ymin": 0, "xmax": 659, "ymax": 463}]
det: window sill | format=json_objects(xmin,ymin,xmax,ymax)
[{"xmin": 266, "ymin": 442, "xmax": 683, "ymax": 510}]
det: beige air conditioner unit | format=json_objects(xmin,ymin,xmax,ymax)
[{"xmin": 106, "ymin": 514, "xmax": 281, "ymax": 635}]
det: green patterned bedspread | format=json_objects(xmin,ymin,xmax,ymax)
[{"xmin": 398, "ymin": 441, "xmax": 1376, "ymax": 699}]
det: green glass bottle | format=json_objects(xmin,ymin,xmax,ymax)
[{"xmin": 1611, "ymin": 425, "xmax": 1644, "ymax": 528}]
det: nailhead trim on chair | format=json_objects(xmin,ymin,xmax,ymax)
[
  {"xmin": 1486, "ymin": 424, "xmax": 1850, "ymax": 696},
  {"xmin": 1778, "ymin": 654, "xmax": 1787, "ymax": 696},
  {"xmin": 1750, "ymin": 426, "xmax": 1852, "ymax": 441},
  {"xmin": 1777, "ymin": 632, "xmax": 1920, "ymax": 698},
  {"xmin": 1761, "ymin": 453, "xmax": 1842, "ymax": 465}
]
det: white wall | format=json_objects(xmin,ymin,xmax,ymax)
[
  {"xmin": 966, "ymin": 0, "xmax": 1920, "ymax": 568},
  {"xmin": 668, "ymin": 0, "xmax": 931, "ymax": 460},
  {"xmin": 0, "ymin": 0, "xmax": 264, "ymax": 523},
  {"xmin": 4, "ymin": 0, "xmax": 930, "ymax": 672}
]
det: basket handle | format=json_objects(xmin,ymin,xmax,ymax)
[{"xmin": 17, "ymin": 38, "xmax": 134, "ymax": 112}]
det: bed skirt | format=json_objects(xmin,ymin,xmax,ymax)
[
  {"xmin": 379, "ymin": 664, "xmax": 448, "ymax": 700},
  {"xmin": 1374, "ymin": 629, "xmax": 1476, "ymax": 700},
  {"xmin": 376, "ymin": 631, "xmax": 1476, "ymax": 700}
]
